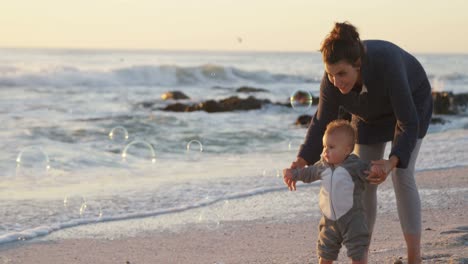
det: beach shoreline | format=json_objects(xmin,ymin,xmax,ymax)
[{"xmin": 1, "ymin": 166, "xmax": 467, "ymax": 264}]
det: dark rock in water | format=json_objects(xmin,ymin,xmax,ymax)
[
  {"xmin": 432, "ymin": 91, "xmax": 468, "ymax": 115},
  {"xmin": 452, "ymin": 92, "xmax": 468, "ymax": 113},
  {"xmin": 430, "ymin": 117, "xmax": 448, "ymax": 124},
  {"xmin": 162, "ymin": 103, "xmax": 189, "ymax": 112},
  {"xmin": 218, "ymin": 96, "xmax": 267, "ymax": 111},
  {"xmin": 432, "ymin": 91, "xmax": 456, "ymax": 114},
  {"xmin": 275, "ymin": 101, "xmax": 293, "ymax": 108},
  {"xmin": 161, "ymin": 91, "xmax": 190, "ymax": 100},
  {"xmin": 161, "ymin": 96, "xmax": 270, "ymax": 112},
  {"xmin": 295, "ymin": 115, "xmax": 312, "ymax": 126},
  {"xmin": 236, "ymin": 86, "xmax": 268, "ymax": 93},
  {"xmin": 192, "ymin": 100, "xmax": 224, "ymax": 112}
]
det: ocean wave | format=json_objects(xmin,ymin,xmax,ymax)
[
  {"xmin": 0, "ymin": 64, "xmax": 315, "ymax": 88},
  {"xmin": 0, "ymin": 185, "xmax": 287, "ymax": 245}
]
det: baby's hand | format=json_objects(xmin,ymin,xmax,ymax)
[
  {"xmin": 283, "ymin": 168, "xmax": 297, "ymax": 191},
  {"xmin": 367, "ymin": 162, "xmax": 388, "ymax": 185}
]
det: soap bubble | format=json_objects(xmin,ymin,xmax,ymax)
[
  {"xmin": 80, "ymin": 200, "xmax": 103, "ymax": 219},
  {"xmin": 63, "ymin": 195, "xmax": 87, "ymax": 216},
  {"xmin": 290, "ymin": 90, "xmax": 313, "ymax": 112},
  {"xmin": 262, "ymin": 168, "xmax": 281, "ymax": 178},
  {"xmin": 108, "ymin": 126, "xmax": 129, "ymax": 144},
  {"xmin": 198, "ymin": 208, "xmax": 220, "ymax": 230},
  {"xmin": 122, "ymin": 140, "xmax": 156, "ymax": 164},
  {"xmin": 15, "ymin": 146, "xmax": 51, "ymax": 179},
  {"xmin": 262, "ymin": 168, "xmax": 283, "ymax": 187},
  {"xmin": 288, "ymin": 141, "xmax": 294, "ymax": 151},
  {"xmin": 186, "ymin": 140, "xmax": 203, "ymax": 161},
  {"xmin": 287, "ymin": 138, "xmax": 302, "ymax": 152},
  {"xmin": 63, "ymin": 196, "xmax": 103, "ymax": 219}
]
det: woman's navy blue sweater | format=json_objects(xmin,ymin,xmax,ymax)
[{"xmin": 299, "ymin": 40, "xmax": 433, "ymax": 168}]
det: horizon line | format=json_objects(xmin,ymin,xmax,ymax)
[{"xmin": 1, "ymin": 45, "xmax": 467, "ymax": 56}]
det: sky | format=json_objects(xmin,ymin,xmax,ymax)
[{"xmin": 1, "ymin": 0, "xmax": 467, "ymax": 53}]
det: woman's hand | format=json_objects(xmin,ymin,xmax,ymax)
[
  {"xmin": 367, "ymin": 161, "xmax": 389, "ymax": 185},
  {"xmin": 290, "ymin": 157, "xmax": 308, "ymax": 169},
  {"xmin": 366, "ymin": 156, "xmax": 399, "ymax": 185}
]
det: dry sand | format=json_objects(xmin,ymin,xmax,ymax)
[{"xmin": 1, "ymin": 167, "xmax": 467, "ymax": 264}]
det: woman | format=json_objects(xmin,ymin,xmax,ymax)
[{"xmin": 291, "ymin": 22, "xmax": 433, "ymax": 263}]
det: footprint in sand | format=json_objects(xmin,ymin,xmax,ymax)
[
  {"xmin": 421, "ymin": 225, "xmax": 468, "ymax": 264},
  {"xmin": 440, "ymin": 225, "xmax": 468, "ymax": 235},
  {"xmin": 423, "ymin": 256, "xmax": 468, "ymax": 264},
  {"xmin": 440, "ymin": 226, "xmax": 468, "ymax": 246}
]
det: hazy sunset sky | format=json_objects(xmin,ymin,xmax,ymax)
[{"xmin": 1, "ymin": 0, "xmax": 467, "ymax": 53}]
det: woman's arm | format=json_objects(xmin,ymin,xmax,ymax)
[
  {"xmin": 384, "ymin": 52, "xmax": 419, "ymax": 168},
  {"xmin": 297, "ymin": 72, "xmax": 340, "ymax": 165}
]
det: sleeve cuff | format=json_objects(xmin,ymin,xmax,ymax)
[
  {"xmin": 291, "ymin": 168, "xmax": 301, "ymax": 181},
  {"xmin": 389, "ymin": 149, "xmax": 409, "ymax": 169}
]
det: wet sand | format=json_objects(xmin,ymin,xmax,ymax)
[{"xmin": 1, "ymin": 167, "xmax": 467, "ymax": 264}]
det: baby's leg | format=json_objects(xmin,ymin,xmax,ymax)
[
  {"xmin": 319, "ymin": 258, "xmax": 334, "ymax": 264},
  {"xmin": 351, "ymin": 256, "xmax": 367, "ymax": 264},
  {"xmin": 341, "ymin": 211, "xmax": 370, "ymax": 264},
  {"xmin": 317, "ymin": 217, "xmax": 341, "ymax": 264}
]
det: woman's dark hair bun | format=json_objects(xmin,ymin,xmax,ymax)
[
  {"xmin": 330, "ymin": 21, "xmax": 360, "ymax": 44},
  {"xmin": 320, "ymin": 21, "xmax": 364, "ymax": 64}
]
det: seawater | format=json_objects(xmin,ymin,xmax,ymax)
[{"xmin": 0, "ymin": 48, "xmax": 467, "ymax": 244}]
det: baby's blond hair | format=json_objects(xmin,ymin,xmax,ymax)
[{"xmin": 324, "ymin": 119, "xmax": 356, "ymax": 149}]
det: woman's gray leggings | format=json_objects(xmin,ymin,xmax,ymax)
[{"xmin": 354, "ymin": 139, "xmax": 422, "ymax": 235}]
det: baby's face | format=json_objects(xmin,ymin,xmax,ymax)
[{"xmin": 322, "ymin": 132, "xmax": 352, "ymax": 165}]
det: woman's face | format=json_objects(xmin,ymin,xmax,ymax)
[{"xmin": 325, "ymin": 60, "xmax": 360, "ymax": 94}]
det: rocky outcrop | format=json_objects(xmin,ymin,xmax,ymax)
[
  {"xmin": 236, "ymin": 86, "xmax": 268, "ymax": 93},
  {"xmin": 162, "ymin": 103, "xmax": 189, "ymax": 112},
  {"xmin": 161, "ymin": 96, "xmax": 271, "ymax": 112},
  {"xmin": 157, "ymin": 90, "xmax": 468, "ymax": 117},
  {"xmin": 430, "ymin": 117, "xmax": 448, "ymax": 125},
  {"xmin": 295, "ymin": 115, "xmax": 312, "ymax": 127},
  {"xmin": 432, "ymin": 91, "xmax": 468, "ymax": 115},
  {"xmin": 161, "ymin": 91, "xmax": 190, "ymax": 100}
]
